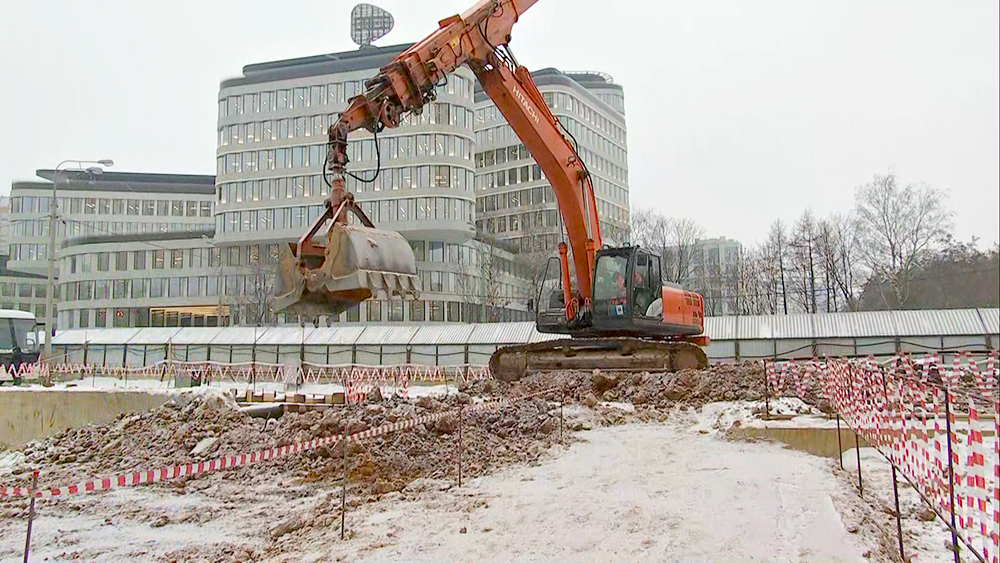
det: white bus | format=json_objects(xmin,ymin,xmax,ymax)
[{"xmin": 0, "ymin": 309, "xmax": 40, "ymax": 370}]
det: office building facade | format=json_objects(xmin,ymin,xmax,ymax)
[
  {"xmin": 6, "ymin": 171, "xmax": 217, "ymax": 329},
  {"xmin": 216, "ymin": 44, "xmax": 531, "ymax": 323},
  {"xmin": 473, "ymin": 69, "xmax": 630, "ymax": 253}
]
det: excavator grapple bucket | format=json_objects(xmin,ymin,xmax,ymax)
[{"xmin": 274, "ymin": 222, "xmax": 420, "ymax": 319}]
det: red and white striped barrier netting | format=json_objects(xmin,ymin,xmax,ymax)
[
  {"xmin": 14, "ymin": 362, "xmax": 494, "ymax": 404},
  {"xmin": 0, "ymin": 386, "xmax": 559, "ymax": 501},
  {"xmin": 767, "ymin": 351, "xmax": 1000, "ymax": 563}
]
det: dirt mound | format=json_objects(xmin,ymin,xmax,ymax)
[
  {"xmin": 508, "ymin": 361, "xmax": 766, "ymax": 409},
  {"xmin": 6, "ymin": 390, "xmax": 261, "ymax": 489},
  {"xmin": 270, "ymin": 393, "xmax": 567, "ymax": 498},
  {"xmin": 2, "ymin": 389, "xmax": 567, "ymax": 508}
]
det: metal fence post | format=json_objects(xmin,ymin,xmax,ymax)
[
  {"xmin": 341, "ymin": 436, "xmax": 349, "ymax": 540},
  {"xmin": 763, "ymin": 360, "xmax": 770, "ymax": 421},
  {"xmin": 891, "ymin": 466, "xmax": 905, "ymax": 561},
  {"xmin": 944, "ymin": 388, "xmax": 960, "ymax": 563},
  {"xmin": 457, "ymin": 407, "xmax": 463, "ymax": 487},
  {"xmin": 854, "ymin": 430, "xmax": 863, "ymax": 496},
  {"xmin": 23, "ymin": 469, "xmax": 38, "ymax": 563},
  {"xmin": 836, "ymin": 413, "xmax": 844, "ymax": 470},
  {"xmin": 560, "ymin": 387, "xmax": 564, "ymax": 442}
]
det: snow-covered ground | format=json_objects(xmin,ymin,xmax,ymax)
[
  {"xmin": 1, "ymin": 417, "xmax": 877, "ymax": 562},
  {"xmin": 284, "ymin": 422, "xmax": 871, "ymax": 562}
]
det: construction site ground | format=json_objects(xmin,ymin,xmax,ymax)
[{"xmin": 0, "ymin": 364, "xmax": 959, "ymax": 562}]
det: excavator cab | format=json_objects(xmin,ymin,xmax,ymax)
[{"xmin": 534, "ymin": 246, "xmax": 703, "ymax": 339}]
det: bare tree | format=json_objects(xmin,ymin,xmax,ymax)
[
  {"xmin": 513, "ymin": 250, "xmax": 551, "ymax": 313},
  {"xmin": 764, "ymin": 220, "xmax": 789, "ymax": 314},
  {"xmin": 630, "ymin": 207, "xmax": 704, "ymax": 287},
  {"xmin": 855, "ymin": 174, "xmax": 952, "ymax": 308},
  {"xmin": 665, "ymin": 217, "xmax": 704, "ymax": 286},
  {"xmin": 823, "ymin": 213, "xmax": 864, "ymax": 311},
  {"xmin": 456, "ymin": 224, "xmax": 513, "ymax": 323},
  {"xmin": 789, "ymin": 211, "xmax": 820, "ymax": 313},
  {"xmin": 233, "ymin": 255, "xmax": 276, "ymax": 326},
  {"xmin": 724, "ymin": 246, "xmax": 770, "ymax": 315}
]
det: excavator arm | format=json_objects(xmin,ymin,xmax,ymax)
[{"xmin": 276, "ymin": 0, "xmax": 602, "ymax": 319}]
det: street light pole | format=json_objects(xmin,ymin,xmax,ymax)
[
  {"xmin": 201, "ymin": 235, "xmax": 223, "ymax": 327},
  {"xmin": 43, "ymin": 159, "xmax": 113, "ymax": 362}
]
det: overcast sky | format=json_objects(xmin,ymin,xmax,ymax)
[{"xmin": 2, "ymin": 0, "xmax": 997, "ymax": 246}]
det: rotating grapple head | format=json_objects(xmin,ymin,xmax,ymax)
[{"xmin": 274, "ymin": 187, "xmax": 419, "ymax": 320}]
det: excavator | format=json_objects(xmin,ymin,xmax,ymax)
[{"xmin": 274, "ymin": 0, "xmax": 710, "ymax": 380}]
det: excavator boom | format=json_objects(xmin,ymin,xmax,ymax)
[{"xmin": 275, "ymin": 0, "xmax": 709, "ymax": 377}]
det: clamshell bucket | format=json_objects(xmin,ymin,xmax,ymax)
[{"xmin": 275, "ymin": 221, "xmax": 420, "ymax": 320}]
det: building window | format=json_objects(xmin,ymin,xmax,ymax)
[
  {"xmin": 346, "ymin": 304, "xmax": 360, "ymax": 322},
  {"xmin": 131, "ymin": 279, "xmax": 146, "ymax": 298},
  {"xmin": 142, "ymin": 200, "xmax": 155, "ymax": 216},
  {"xmin": 153, "ymin": 250, "xmax": 165, "ymax": 269},
  {"xmin": 150, "ymin": 279, "xmax": 164, "ymax": 298},
  {"xmin": 17, "ymin": 283, "xmax": 32, "ymax": 298},
  {"xmin": 170, "ymin": 250, "xmax": 183, "ymax": 268},
  {"xmin": 95, "ymin": 280, "xmax": 109, "ymax": 299},
  {"xmin": 97, "ymin": 252, "xmax": 110, "ymax": 272},
  {"xmin": 429, "ymin": 242, "xmax": 444, "ymax": 262},
  {"xmin": 367, "ymin": 301, "xmax": 382, "ymax": 322},
  {"xmin": 134, "ymin": 251, "xmax": 146, "ymax": 270},
  {"xmin": 409, "ymin": 301, "xmax": 425, "ymax": 322},
  {"xmin": 113, "ymin": 308, "xmax": 129, "ymax": 328},
  {"xmin": 114, "ymin": 280, "xmax": 128, "ymax": 299},
  {"xmin": 79, "ymin": 310, "xmax": 89, "ymax": 329},
  {"xmin": 388, "ymin": 300, "xmax": 404, "ymax": 322},
  {"xmin": 429, "ymin": 301, "xmax": 444, "ymax": 322},
  {"xmin": 168, "ymin": 278, "xmax": 183, "ymax": 298},
  {"xmin": 95, "ymin": 309, "xmax": 107, "ymax": 328},
  {"xmin": 85, "ymin": 198, "xmax": 97, "ymax": 214},
  {"xmin": 79, "ymin": 281, "xmax": 93, "ymax": 300},
  {"xmin": 447, "ymin": 302, "xmax": 461, "ymax": 322},
  {"xmin": 114, "ymin": 251, "xmax": 128, "ymax": 271}
]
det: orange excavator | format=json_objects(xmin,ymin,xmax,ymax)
[{"xmin": 274, "ymin": 0, "xmax": 710, "ymax": 379}]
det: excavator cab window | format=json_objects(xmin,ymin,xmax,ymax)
[
  {"xmin": 632, "ymin": 251, "xmax": 660, "ymax": 317},
  {"xmin": 538, "ymin": 256, "xmax": 565, "ymax": 313},
  {"xmin": 592, "ymin": 253, "xmax": 631, "ymax": 318}
]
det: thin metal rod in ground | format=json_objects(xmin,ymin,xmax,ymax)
[
  {"xmin": 457, "ymin": 407, "xmax": 463, "ymax": 487},
  {"xmin": 892, "ymin": 465, "xmax": 905, "ymax": 561},
  {"xmin": 23, "ymin": 470, "xmax": 37, "ymax": 563},
  {"xmin": 854, "ymin": 431, "xmax": 863, "ymax": 497},
  {"xmin": 944, "ymin": 389, "xmax": 960, "ymax": 563},
  {"xmin": 341, "ymin": 437, "xmax": 348, "ymax": 541},
  {"xmin": 763, "ymin": 360, "xmax": 770, "ymax": 421},
  {"xmin": 559, "ymin": 388, "xmax": 564, "ymax": 442},
  {"xmin": 836, "ymin": 414, "xmax": 844, "ymax": 470}
]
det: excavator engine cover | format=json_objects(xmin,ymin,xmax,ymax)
[{"xmin": 274, "ymin": 223, "xmax": 420, "ymax": 319}]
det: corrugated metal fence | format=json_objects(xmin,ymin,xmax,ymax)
[{"xmin": 51, "ymin": 308, "xmax": 998, "ymax": 367}]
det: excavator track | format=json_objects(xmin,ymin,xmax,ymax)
[{"xmin": 489, "ymin": 338, "xmax": 709, "ymax": 382}]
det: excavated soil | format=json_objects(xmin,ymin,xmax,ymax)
[
  {"xmin": 1, "ymin": 390, "xmax": 567, "ymax": 518},
  {"xmin": 473, "ymin": 360, "xmax": 768, "ymax": 408},
  {"xmin": 1, "ymin": 363, "xmax": 781, "ymax": 562}
]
